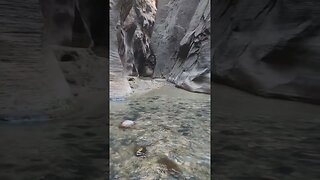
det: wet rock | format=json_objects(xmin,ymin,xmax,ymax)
[
  {"xmin": 119, "ymin": 120, "xmax": 135, "ymax": 129},
  {"xmin": 157, "ymin": 156, "xmax": 182, "ymax": 174},
  {"xmin": 128, "ymin": 77, "xmax": 135, "ymax": 81},
  {"xmin": 133, "ymin": 145, "xmax": 147, "ymax": 157},
  {"xmin": 124, "ymin": 111, "xmax": 141, "ymax": 121},
  {"xmin": 121, "ymin": 138, "xmax": 133, "ymax": 146}
]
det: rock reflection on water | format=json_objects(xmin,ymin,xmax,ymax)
[{"xmin": 110, "ymin": 86, "xmax": 211, "ymax": 179}]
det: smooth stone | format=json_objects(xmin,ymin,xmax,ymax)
[{"xmin": 119, "ymin": 120, "xmax": 135, "ymax": 128}]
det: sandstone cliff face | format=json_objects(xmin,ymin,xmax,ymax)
[
  {"xmin": 40, "ymin": 0, "xmax": 108, "ymax": 99},
  {"xmin": 116, "ymin": 0, "xmax": 157, "ymax": 77},
  {"xmin": 0, "ymin": 0, "xmax": 70, "ymax": 117},
  {"xmin": 167, "ymin": 0, "xmax": 211, "ymax": 93},
  {"xmin": 114, "ymin": 0, "xmax": 211, "ymax": 93},
  {"xmin": 151, "ymin": 0, "xmax": 200, "ymax": 77},
  {"xmin": 212, "ymin": 0, "xmax": 320, "ymax": 103},
  {"xmin": 0, "ymin": 0, "xmax": 107, "ymax": 119},
  {"xmin": 109, "ymin": 0, "xmax": 133, "ymax": 99},
  {"xmin": 152, "ymin": 0, "xmax": 211, "ymax": 93}
]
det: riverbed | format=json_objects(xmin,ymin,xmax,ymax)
[{"xmin": 110, "ymin": 85, "xmax": 211, "ymax": 179}]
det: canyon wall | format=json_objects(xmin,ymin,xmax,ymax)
[
  {"xmin": 0, "ymin": 0, "xmax": 70, "ymax": 118},
  {"xmin": 109, "ymin": 0, "xmax": 133, "ymax": 99},
  {"xmin": 115, "ymin": 0, "xmax": 157, "ymax": 77},
  {"xmin": 115, "ymin": 0, "xmax": 211, "ymax": 94},
  {"xmin": 212, "ymin": 0, "xmax": 320, "ymax": 103},
  {"xmin": 152, "ymin": 0, "xmax": 211, "ymax": 94},
  {"xmin": 0, "ymin": 0, "xmax": 107, "ymax": 119}
]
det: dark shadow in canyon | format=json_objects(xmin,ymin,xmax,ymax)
[{"xmin": 0, "ymin": 0, "xmax": 108, "ymax": 179}]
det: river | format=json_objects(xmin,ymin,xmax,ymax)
[{"xmin": 110, "ymin": 85, "xmax": 211, "ymax": 179}]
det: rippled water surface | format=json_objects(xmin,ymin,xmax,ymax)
[
  {"xmin": 0, "ymin": 98, "xmax": 107, "ymax": 179},
  {"xmin": 110, "ymin": 86, "xmax": 211, "ymax": 179},
  {"xmin": 213, "ymin": 84, "xmax": 320, "ymax": 180}
]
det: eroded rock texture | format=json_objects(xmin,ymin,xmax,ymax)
[
  {"xmin": 109, "ymin": 0, "xmax": 133, "ymax": 99},
  {"xmin": 151, "ymin": 0, "xmax": 211, "ymax": 94},
  {"xmin": 116, "ymin": 0, "xmax": 157, "ymax": 77},
  {"xmin": 0, "ymin": 0, "xmax": 70, "ymax": 117},
  {"xmin": 40, "ymin": 0, "xmax": 108, "ymax": 97},
  {"xmin": 212, "ymin": 0, "xmax": 320, "ymax": 103},
  {"xmin": 0, "ymin": 0, "xmax": 107, "ymax": 118}
]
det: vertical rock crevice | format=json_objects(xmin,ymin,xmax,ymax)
[
  {"xmin": 115, "ymin": 0, "xmax": 211, "ymax": 94},
  {"xmin": 116, "ymin": 0, "xmax": 157, "ymax": 77}
]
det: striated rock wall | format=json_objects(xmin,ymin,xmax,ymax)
[
  {"xmin": 0, "ymin": 0, "xmax": 107, "ymax": 119},
  {"xmin": 40, "ymin": 0, "xmax": 108, "ymax": 97},
  {"xmin": 109, "ymin": 0, "xmax": 133, "ymax": 99},
  {"xmin": 151, "ymin": 0, "xmax": 200, "ymax": 77},
  {"xmin": 212, "ymin": 0, "xmax": 320, "ymax": 103},
  {"xmin": 152, "ymin": 0, "xmax": 211, "ymax": 93},
  {"xmin": 0, "ymin": 0, "xmax": 71, "ymax": 117}
]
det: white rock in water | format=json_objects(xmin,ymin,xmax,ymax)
[{"xmin": 119, "ymin": 120, "xmax": 135, "ymax": 128}]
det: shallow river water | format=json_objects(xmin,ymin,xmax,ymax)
[
  {"xmin": 213, "ymin": 84, "xmax": 320, "ymax": 180},
  {"xmin": 110, "ymin": 85, "xmax": 211, "ymax": 179},
  {"xmin": 0, "ymin": 93, "xmax": 107, "ymax": 180}
]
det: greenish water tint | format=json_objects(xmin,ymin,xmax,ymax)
[{"xmin": 110, "ymin": 86, "xmax": 211, "ymax": 179}]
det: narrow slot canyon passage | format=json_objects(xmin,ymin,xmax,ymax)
[{"xmin": 109, "ymin": 0, "xmax": 211, "ymax": 179}]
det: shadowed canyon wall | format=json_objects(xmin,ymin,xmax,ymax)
[
  {"xmin": 115, "ymin": 0, "xmax": 157, "ymax": 77},
  {"xmin": 212, "ymin": 0, "xmax": 320, "ymax": 104},
  {"xmin": 0, "ymin": 0, "xmax": 107, "ymax": 119},
  {"xmin": 115, "ymin": 0, "xmax": 211, "ymax": 94},
  {"xmin": 152, "ymin": 0, "xmax": 211, "ymax": 94},
  {"xmin": 109, "ymin": 0, "xmax": 133, "ymax": 99}
]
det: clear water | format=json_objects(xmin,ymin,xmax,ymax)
[{"xmin": 110, "ymin": 86, "xmax": 211, "ymax": 179}]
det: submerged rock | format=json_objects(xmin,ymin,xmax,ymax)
[
  {"xmin": 158, "ymin": 156, "xmax": 182, "ymax": 175},
  {"xmin": 119, "ymin": 120, "xmax": 135, "ymax": 129},
  {"xmin": 133, "ymin": 144, "xmax": 147, "ymax": 157}
]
